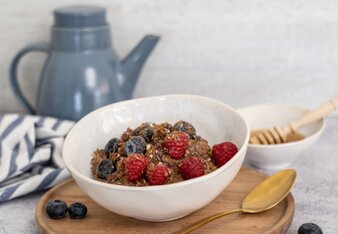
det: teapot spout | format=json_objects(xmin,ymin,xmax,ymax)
[{"xmin": 121, "ymin": 35, "xmax": 160, "ymax": 96}]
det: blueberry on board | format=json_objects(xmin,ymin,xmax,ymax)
[
  {"xmin": 104, "ymin": 138, "xmax": 120, "ymax": 155},
  {"xmin": 45, "ymin": 200, "xmax": 68, "ymax": 219},
  {"xmin": 173, "ymin": 121, "xmax": 196, "ymax": 137},
  {"xmin": 124, "ymin": 136, "xmax": 147, "ymax": 155},
  {"xmin": 97, "ymin": 159, "xmax": 116, "ymax": 179},
  {"xmin": 133, "ymin": 124, "xmax": 154, "ymax": 143},
  {"xmin": 68, "ymin": 202, "xmax": 87, "ymax": 219},
  {"xmin": 298, "ymin": 223, "xmax": 323, "ymax": 234}
]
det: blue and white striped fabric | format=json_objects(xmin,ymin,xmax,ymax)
[{"xmin": 0, "ymin": 114, "xmax": 74, "ymax": 203}]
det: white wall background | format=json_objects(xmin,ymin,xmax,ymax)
[{"xmin": 1, "ymin": 0, "xmax": 337, "ymax": 114}]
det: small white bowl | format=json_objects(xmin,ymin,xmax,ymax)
[
  {"xmin": 63, "ymin": 95, "xmax": 249, "ymax": 222},
  {"xmin": 238, "ymin": 104, "xmax": 325, "ymax": 170}
]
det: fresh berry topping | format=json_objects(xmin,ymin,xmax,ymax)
[
  {"xmin": 104, "ymin": 138, "xmax": 120, "ymax": 155},
  {"xmin": 212, "ymin": 142, "xmax": 238, "ymax": 167},
  {"xmin": 45, "ymin": 200, "xmax": 68, "ymax": 219},
  {"xmin": 298, "ymin": 223, "xmax": 323, "ymax": 234},
  {"xmin": 173, "ymin": 121, "xmax": 196, "ymax": 138},
  {"xmin": 179, "ymin": 156, "xmax": 205, "ymax": 179},
  {"xmin": 124, "ymin": 154, "xmax": 149, "ymax": 182},
  {"xmin": 133, "ymin": 124, "xmax": 154, "ymax": 143},
  {"xmin": 97, "ymin": 159, "xmax": 116, "ymax": 179},
  {"xmin": 68, "ymin": 202, "xmax": 87, "ymax": 219},
  {"xmin": 124, "ymin": 136, "xmax": 147, "ymax": 156},
  {"xmin": 146, "ymin": 163, "xmax": 170, "ymax": 185},
  {"xmin": 163, "ymin": 131, "xmax": 189, "ymax": 159}
]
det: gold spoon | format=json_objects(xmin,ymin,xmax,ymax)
[{"xmin": 175, "ymin": 169, "xmax": 297, "ymax": 234}]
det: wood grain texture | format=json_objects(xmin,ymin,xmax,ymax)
[{"xmin": 36, "ymin": 168, "xmax": 295, "ymax": 234}]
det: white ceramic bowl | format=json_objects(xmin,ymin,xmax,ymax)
[
  {"xmin": 238, "ymin": 104, "xmax": 325, "ymax": 170},
  {"xmin": 63, "ymin": 95, "xmax": 249, "ymax": 221}
]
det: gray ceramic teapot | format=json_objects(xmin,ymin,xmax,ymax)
[{"xmin": 10, "ymin": 6, "xmax": 160, "ymax": 121}]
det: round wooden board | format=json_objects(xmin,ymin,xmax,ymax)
[{"xmin": 36, "ymin": 167, "xmax": 295, "ymax": 234}]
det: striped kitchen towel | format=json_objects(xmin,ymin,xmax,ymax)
[{"xmin": 0, "ymin": 114, "xmax": 74, "ymax": 203}]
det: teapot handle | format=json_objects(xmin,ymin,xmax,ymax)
[{"xmin": 9, "ymin": 43, "xmax": 50, "ymax": 114}]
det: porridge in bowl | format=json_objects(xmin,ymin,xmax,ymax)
[{"xmin": 91, "ymin": 120, "xmax": 239, "ymax": 186}]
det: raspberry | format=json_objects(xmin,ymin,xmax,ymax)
[
  {"xmin": 212, "ymin": 142, "xmax": 238, "ymax": 167},
  {"xmin": 124, "ymin": 154, "xmax": 149, "ymax": 182},
  {"xmin": 179, "ymin": 156, "xmax": 204, "ymax": 179},
  {"xmin": 146, "ymin": 163, "xmax": 170, "ymax": 185},
  {"xmin": 163, "ymin": 131, "xmax": 189, "ymax": 159}
]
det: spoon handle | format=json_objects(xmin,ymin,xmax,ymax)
[{"xmin": 174, "ymin": 209, "xmax": 243, "ymax": 234}]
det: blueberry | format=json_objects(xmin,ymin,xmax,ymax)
[
  {"xmin": 45, "ymin": 200, "xmax": 68, "ymax": 219},
  {"xmin": 104, "ymin": 138, "xmax": 120, "ymax": 155},
  {"xmin": 298, "ymin": 223, "xmax": 323, "ymax": 234},
  {"xmin": 68, "ymin": 202, "xmax": 87, "ymax": 219},
  {"xmin": 173, "ymin": 121, "xmax": 196, "ymax": 138},
  {"xmin": 97, "ymin": 159, "xmax": 116, "ymax": 179},
  {"xmin": 133, "ymin": 124, "xmax": 153, "ymax": 143},
  {"xmin": 124, "ymin": 136, "xmax": 147, "ymax": 155}
]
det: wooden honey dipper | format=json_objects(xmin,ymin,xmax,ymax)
[{"xmin": 250, "ymin": 96, "xmax": 338, "ymax": 145}]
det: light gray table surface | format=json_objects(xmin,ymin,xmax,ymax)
[{"xmin": 0, "ymin": 118, "xmax": 337, "ymax": 234}]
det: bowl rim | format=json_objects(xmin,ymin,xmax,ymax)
[
  {"xmin": 62, "ymin": 94, "xmax": 250, "ymax": 191},
  {"xmin": 238, "ymin": 103, "xmax": 326, "ymax": 149}
]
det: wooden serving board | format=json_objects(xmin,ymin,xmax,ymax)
[{"xmin": 36, "ymin": 168, "xmax": 295, "ymax": 234}]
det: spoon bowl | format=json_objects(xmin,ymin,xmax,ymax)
[
  {"xmin": 175, "ymin": 169, "xmax": 297, "ymax": 234},
  {"xmin": 242, "ymin": 169, "xmax": 296, "ymax": 213}
]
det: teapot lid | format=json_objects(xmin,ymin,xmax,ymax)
[{"xmin": 54, "ymin": 5, "xmax": 107, "ymax": 28}]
